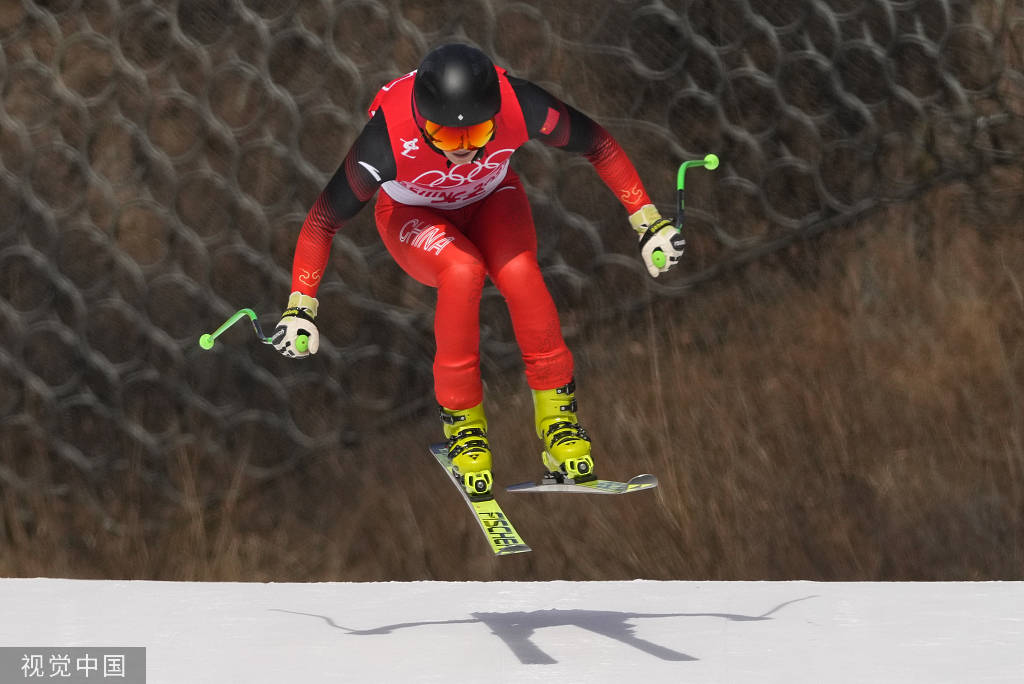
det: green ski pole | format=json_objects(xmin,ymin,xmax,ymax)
[
  {"xmin": 650, "ymin": 153, "xmax": 720, "ymax": 270},
  {"xmin": 198, "ymin": 308, "xmax": 308, "ymax": 353}
]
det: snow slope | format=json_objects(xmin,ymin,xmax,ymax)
[{"xmin": 1, "ymin": 579, "xmax": 1022, "ymax": 683}]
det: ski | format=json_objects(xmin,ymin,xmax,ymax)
[
  {"xmin": 429, "ymin": 443, "xmax": 531, "ymax": 556},
  {"xmin": 506, "ymin": 473, "xmax": 658, "ymax": 495}
]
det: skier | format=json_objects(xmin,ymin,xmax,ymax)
[{"xmin": 273, "ymin": 43, "xmax": 684, "ymax": 496}]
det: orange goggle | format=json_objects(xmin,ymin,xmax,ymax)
[{"xmin": 422, "ymin": 119, "xmax": 496, "ymax": 151}]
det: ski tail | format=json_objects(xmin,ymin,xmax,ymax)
[{"xmin": 429, "ymin": 443, "xmax": 531, "ymax": 555}]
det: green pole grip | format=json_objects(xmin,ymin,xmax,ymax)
[
  {"xmin": 198, "ymin": 309, "xmax": 260, "ymax": 350},
  {"xmin": 677, "ymin": 153, "xmax": 720, "ymax": 191},
  {"xmin": 676, "ymin": 153, "xmax": 720, "ymax": 229},
  {"xmin": 199, "ymin": 308, "xmax": 313, "ymax": 354}
]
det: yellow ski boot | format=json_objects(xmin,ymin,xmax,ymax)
[
  {"xmin": 440, "ymin": 402, "xmax": 494, "ymax": 498},
  {"xmin": 532, "ymin": 379, "xmax": 595, "ymax": 483}
]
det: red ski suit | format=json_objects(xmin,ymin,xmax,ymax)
[{"xmin": 291, "ymin": 68, "xmax": 653, "ymax": 409}]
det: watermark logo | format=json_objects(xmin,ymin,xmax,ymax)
[{"xmin": 2, "ymin": 648, "xmax": 145, "ymax": 683}]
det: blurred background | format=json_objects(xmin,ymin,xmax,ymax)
[{"xmin": 0, "ymin": 0, "xmax": 1021, "ymax": 581}]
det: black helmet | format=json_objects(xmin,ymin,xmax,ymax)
[{"xmin": 413, "ymin": 44, "xmax": 500, "ymax": 127}]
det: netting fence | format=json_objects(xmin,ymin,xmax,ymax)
[{"xmin": 1, "ymin": 1, "xmax": 1021, "ymax": 508}]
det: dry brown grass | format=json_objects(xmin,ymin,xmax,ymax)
[{"xmin": 2, "ymin": 179, "xmax": 1021, "ymax": 581}]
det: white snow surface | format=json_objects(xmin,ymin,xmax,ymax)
[{"xmin": 2, "ymin": 578, "xmax": 1022, "ymax": 683}]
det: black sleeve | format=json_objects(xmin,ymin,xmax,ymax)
[
  {"xmin": 507, "ymin": 76, "xmax": 603, "ymax": 155},
  {"xmin": 317, "ymin": 108, "xmax": 397, "ymax": 223}
]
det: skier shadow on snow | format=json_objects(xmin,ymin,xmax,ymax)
[{"xmin": 272, "ymin": 596, "xmax": 815, "ymax": 664}]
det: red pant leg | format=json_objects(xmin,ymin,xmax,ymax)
[
  {"xmin": 463, "ymin": 172, "xmax": 574, "ymax": 390},
  {"xmin": 375, "ymin": 195, "xmax": 486, "ymax": 409}
]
